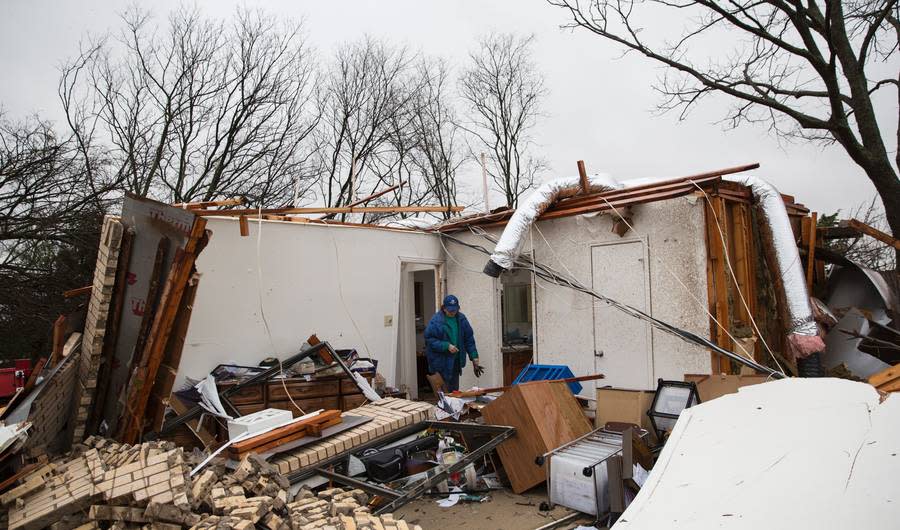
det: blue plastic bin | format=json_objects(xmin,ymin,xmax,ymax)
[{"xmin": 512, "ymin": 363, "xmax": 583, "ymax": 395}]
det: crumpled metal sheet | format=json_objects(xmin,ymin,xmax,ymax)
[
  {"xmin": 488, "ymin": 174, "xmax": 622, "ymax": 269},
  {"xmin": 724, "ymin": 175, "xmax": 824, "ymax": 358}
]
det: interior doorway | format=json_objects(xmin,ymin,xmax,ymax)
[
  {"xmin": 500, "ymin": 268, "xmax": 535, "ymax": 385},
  {"xmin": 397, "ymin": 261, "xmax": 442, "ymax": 400}
]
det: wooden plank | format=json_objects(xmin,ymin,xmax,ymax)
[
  {"xmin": 230, "ymin": 410, "xmax": 342, "ymax": 454},
  {"xmin": 117, "ymin": 217, "xmax": 207, "ymax": 443},
  {"xmin": 22, "ymin": 358, "xmax": 46, "ymax": 395},
  {"xmin": 879, "ymin": 378, "xmax": 900, "ymax": 393},
  {"xmin": 577, "ymin": 160, "xmax": 590, "ymax": 194},
  {"xmin": 848, "ymin": 218, "xmax": 900, "ymax": 250},
  {"xmin": 147, "ymin": 277, "xmax": 199, "ymax": 432},
  {"xmin": 195, "ymin": 205, "xmax": 465, "ymax": 217},
  {"xmin": 173, "ymin": 197, "xmax": 243, "ymax": 209},
  {"xmin": 62, "ymin": 286, "xmax": 92, "ymax": 299},
  {"xmin": 50, "ymin": 315, "xmax": 67, "ymax": 366},
  {"xmin": 869, "ymin": 364, "xmax": 900, "ymax": 388},
  {"xmin": 705, "ymin": 197, "xmax": 733, "ymax": 373},
  {"xmin": 806, "ymin": 212, "xmax": 818, "ymax": 288},
  {"xmin": 168, "ymin": 395, "xmax": 217, "ymax": 449},
  {"xmin": 239, "ymin": 215, "xmax": 250, "ymax": 237}
]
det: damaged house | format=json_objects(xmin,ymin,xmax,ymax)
[{"xmin": 1, "ymin": 161, "xmax": 898, "ymax": 529}]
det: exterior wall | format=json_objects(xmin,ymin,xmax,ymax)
[
  {"xmin": 446, "ymin": 195, "xmax": 712, "ymax": 393},
  {"xmin": 177, "ymin": 218, "xmax": 443, "ymax": 389}
]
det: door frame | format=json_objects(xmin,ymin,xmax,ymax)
[
  {"xmin": 394, "ymin": 257, "xmax": 444, "ymax": 399},
  {"xmin": 589, "ymin": 236, "xmax": 655, "ymax": 390}
]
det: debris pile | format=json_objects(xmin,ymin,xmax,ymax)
[{"xmin": 3, "ymin": 435, "xmax": 423, "ymax": 530}]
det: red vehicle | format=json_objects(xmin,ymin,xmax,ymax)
[{"xmin": 0, "ymin": 359, "xmax": 32, "ymax": 399}]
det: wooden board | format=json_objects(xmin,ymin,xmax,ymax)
[
  {"xmin": 481, "ymin": 381, "xmax": 592, "ymax": 493},
  {"xmin": 869, "ymin": 365, "xmax": 900, "ymax": 389},
  {"xmin": 269, "ymin": 398, "xmax": 434, "ymax": 474},
  {"xmin": 230, "ymin": 410, "xmax": 342, "ymax": 454}
]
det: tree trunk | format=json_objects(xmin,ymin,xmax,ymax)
[{"xmin": 866, "ymin": 161, "xmax": 900, "ymax": 265}]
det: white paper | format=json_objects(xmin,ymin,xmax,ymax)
[{"xmin": 437, "ymin": 493, "xmax": 461, "ymax": 508}]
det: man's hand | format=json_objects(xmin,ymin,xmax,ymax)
[
  {"xmin": 473, "ymin": 359, "xmax": 484, "ymax": 378},
  {"xmin": 448, "ymin": 344, "xmax": 459, "ymax": 354}
]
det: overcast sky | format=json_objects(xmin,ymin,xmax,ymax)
[{"xmin": 1, "ymin": 0, "xmax": 896, "ymax": 216}]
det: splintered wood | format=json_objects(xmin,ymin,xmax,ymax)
[{"xmin": 270, "ymin": 398, "xmax": 434, "ymax": 474}]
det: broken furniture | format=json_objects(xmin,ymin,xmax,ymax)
[
  {"xmin": 481, "ymin": 380, "xmax": 593, "ymax": 493},
  {"xmin": 218, "ymin": 371, "xmax": 374, "ymax": 417},
  {"xmin": 159, "ymin": 340, "xmax": 364, "ymax": 438},
  {"xmin": 227, "ymin": 410, "xmax": 343, "ymax": 458},
  {"xmin": 538, "ymin": 425, "xmax": 651, "ymax": 523},
  {"xmin": 290, "ymin": 420, "xmax": 515, "ymax": 515}
]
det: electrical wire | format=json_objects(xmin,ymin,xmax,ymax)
[
  {"xmin": 687, "ymin": 181, "xmax": 786, "ymax": 373},
  {"xmin": 438, "ymin": 230, "xmax": 786, "ymax": 379},
  {"xmin": 254, "ymin": 211, "xmax": 306, "ymax": 415}
]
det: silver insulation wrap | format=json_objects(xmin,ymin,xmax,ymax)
[
  {"xmin": 485, "ymin": 174, "xmax": 622, "ymax": 272},
  {"xmin": 723, "ymin": 175, "xmax": 825, "ymax": 358}
]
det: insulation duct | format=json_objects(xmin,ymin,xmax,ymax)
[
  {"xmin": 483, "ymin": 174, "xmax": 622, "ymax": 276},
  {"xmin": 723, "ymin": 175, "xmax": 825, "ymax": 359},
  {"xmin": 483, "ymin": 171, "xmax": 824, "ymax": 360}
]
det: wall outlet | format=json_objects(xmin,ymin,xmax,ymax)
[{"xmin": 384, "ymin": 315, "xmax": 393, "ymax": 327}]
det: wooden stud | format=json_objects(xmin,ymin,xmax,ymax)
[
  {"xmin": 239, "ymin": 215, "xmax": 250, "ymax": 237},
  {"xmin": 577, "ymin": 160, "xmax": 590, "ymax": 195},
  {"xmin": 62, "ymin": 286, "xmax": 92, "ymax": 299},
  {"xmin": 806, "ymin": 212, "xmax": 818, "ymax": 289},
  {"xmin": 848, "ymin": 218, "xmax": 900, "ymax": 250}
]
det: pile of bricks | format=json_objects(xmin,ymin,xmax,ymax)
[{"xmin": 3, "ymin": 436, "xmax": 425, "ymax": 530}]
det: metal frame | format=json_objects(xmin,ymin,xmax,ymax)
[
  {"xmin": 538, "ymin": 427, "xmax": 626, "ymax": 522},
  {"xmin": 159, "ymin": 341, "xmax": 358, "ymax": 435},
  {"xmin": 646, "ymin": 379, "xmax": 701, "ymax": 441},
  {"xmin": 290, "ymin": 420, "xmax": 515, "ymax": 515}
]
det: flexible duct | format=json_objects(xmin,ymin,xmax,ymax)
[
  {"xmin": 483, "ymin": 174, "xmax": 622, "ymax": 276},
  {"xmin": 483, "ymin": 171, "xmax": 824, "ymax": 360},
  {"xmin": 723, "ymin": 175, "xmax": 825, "ymax": 359}
]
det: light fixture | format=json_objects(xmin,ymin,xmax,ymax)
[{"xmin": 646, "ymin": 379, "xmax": 701, "ymax": 440}]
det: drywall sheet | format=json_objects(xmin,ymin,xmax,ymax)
[{"xmin": 614, "ymin": 378, "xmax": 900, "ymax": 529}]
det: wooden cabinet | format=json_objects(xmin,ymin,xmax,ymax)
[
  {"xmin": 217, "ymin": 373, "xmax": 374, "ymax": 416},
  {"xmin": 482, "ymin": 381, "xmax": 592, "ymax": 493}
]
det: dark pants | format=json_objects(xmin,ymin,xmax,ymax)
[{"xmin": 427, "ymin": 352, "xmax": 462, "ymax": 392}]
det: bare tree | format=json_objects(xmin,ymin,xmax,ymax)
[
  {"xmin": 313, "ymin": 37, "xmax": 418, "ymax": 210},
  {"xmin": 0, "ymin": 115, "xmax": 111, "ymax": 359},
  {"xmin": 409, "ymin": 59, "xmax": 463, "ymax": 219},
  {"xmin": 459, "ymin": 33, "xmax": 546, "ymax": 208},
  {"xmin": 550, "ymin": 0, "xmax": 900, "ymax": 251},
  {"xmin": 820, "ymin": 197, "xmax": 897, "ymax": 271},
  {"xmin": 61, "ymin": 6, "xmax": 319, "ymax": 205}
]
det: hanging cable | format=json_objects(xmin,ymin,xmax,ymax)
[
  {"xmin": 437, "ymin": 230, "xmax": 786, "ymax": 379},
  {"xmin": 687, "ymin": 181, "xmax": 786, "ymax": 373}
]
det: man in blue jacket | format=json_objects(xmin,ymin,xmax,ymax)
[{"xmin": 424, "ymin": 294, "xmax": 483, "ymax": 392}]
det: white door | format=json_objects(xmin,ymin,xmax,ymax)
[{"xmin": 591, "ymin": 240, "xmax": 653, "ymax": 390}]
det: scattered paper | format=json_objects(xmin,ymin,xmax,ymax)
[{"xmin": 437, "ymin": 493, "xmax": 461, "ymax": 508}]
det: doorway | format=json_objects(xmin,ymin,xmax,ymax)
[
  {"xmin": 397, "ymin": 261, "xmax": 442, "ymax": 400},
  {"xmin": 500, "ymin": 268, "xmax": 535, "ymax": 385}
]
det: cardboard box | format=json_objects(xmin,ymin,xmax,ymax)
[
  {"xmin": 595, "ymin": 387, "xmax": 656, "ymax": 442},
  {"xmin": 683, "ymin": 374, "xmax": 769, "ymax": 403}
]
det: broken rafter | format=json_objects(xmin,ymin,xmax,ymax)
[
  {"xmin": 172, "ymin": 197, "xmax": 243, "ymax": 210},
  {"xmin": 435, "ymin": 163, "xmax": 761, "ymax": 232},
  {"xmin": 194, "ymin": 205, "xmax": 465, "ymax": 217},
  {"xmin": 322, "ymin": 181, "xmax": 407, "ymax": 219},
  {"xmin": 847, "ymin": 218, "xmax": 900, "ymax": 250}
]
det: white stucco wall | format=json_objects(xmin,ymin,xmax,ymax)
[
  {"xmin": 445, "ymin": 195, "xmax": 712, "ymax": 393},
  {"xmin": 177, "ymin": 217, "xmax": 443, "ymax": 389}
]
